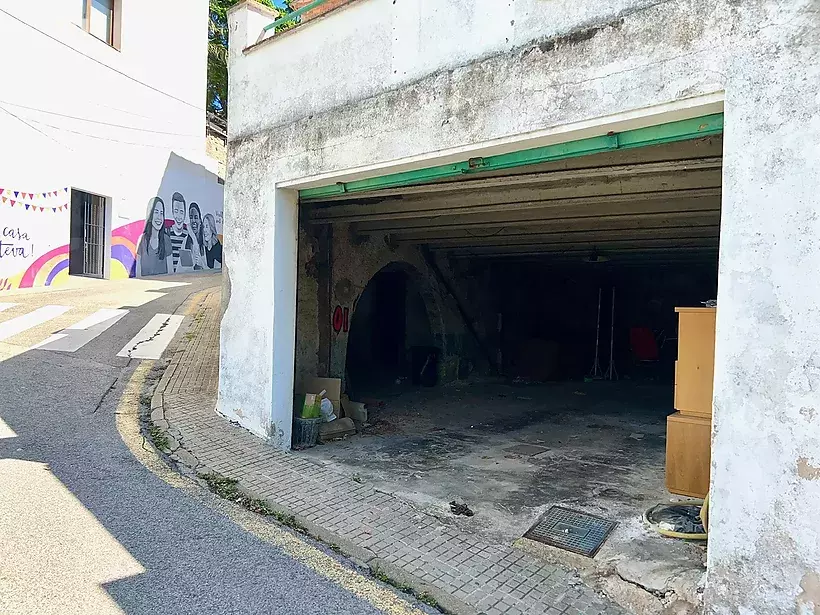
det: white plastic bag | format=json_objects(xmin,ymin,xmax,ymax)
[{"xmin": 320, "ymin": 397, "xmax": 337, "ymax": 422}]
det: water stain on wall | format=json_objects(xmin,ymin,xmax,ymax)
[
  {"xmin": 796, "ymin": 571, "xmax": 820, "ymax": 615},
  {"xmin": 796, "ymin": 458, "xmax": 820, "ymax": 481}
]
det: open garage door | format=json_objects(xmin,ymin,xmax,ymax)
[{"xmin": 298, "ymin": 117, "xmax": 722, "ymax": 589}]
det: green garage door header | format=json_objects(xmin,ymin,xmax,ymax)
[{"xmin": 299, "ymin": 113, "xmax": 724, "ymax": 202}]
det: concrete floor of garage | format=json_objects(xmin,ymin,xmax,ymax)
[{"xmin": 302, "ymin": 380, "xmax": 707, "ymax": 610}]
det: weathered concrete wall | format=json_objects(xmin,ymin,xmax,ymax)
[
  {"xmin": 294, "ymin": 225, "xmax": 320, "ymax": 391},
  {"xmin": 230, "ymin": 0, "xmax": 726, "ymax": 182},
  {"xmin": 220, "ymin": 4, "xmax": 300, "ymax": 447},
  {"xmin": 291, "ymin": 222, "xmax": 493, "ymax": 393},
  {"xmin": 322, "ymin": 224, "xmax": 467, "ymax": 386},
  {"xmin": 206, "ymin": 132, "xmax": 228, "ymax": 181},
  {"xmin": 706, "ymin": 4, "xmax": 820, "ymax": 613},
  {"xmin": 237, "ymin": 0, "xmax": 698, "ymax": 145},
  {"xmin": 225, "ymin": 0, "xmax": 820, "ymax": 610}
]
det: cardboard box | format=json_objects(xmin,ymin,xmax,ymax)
[{"xmin": 299, "ymin": 377, "xmax": 342, "ymax": 418}]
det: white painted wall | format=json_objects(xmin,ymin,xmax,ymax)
[
  {"xmin": 224, "ymin": 1, "xmax": 820, "ymax": 612},
  {"xmin": 231, "ymin": 0, "xmax": 671, "ymax": 141},
  {"xmin": 0, "ymin": 0, "xmax": 223, "ymax": 289}
]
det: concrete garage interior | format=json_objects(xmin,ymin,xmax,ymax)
[{"xmin": 296, "ymin": 125, "xmax": 722, "ymax": 610}]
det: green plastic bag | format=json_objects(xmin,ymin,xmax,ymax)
[{"xmin": 301, "ymin": 393, "xmax": 321, "ymax": 419}]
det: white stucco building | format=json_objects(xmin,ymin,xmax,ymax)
[
  {"xmin": 0, "ymin": 0, "xmax": 223, "ymax": 291},
  {"xmin": 222, "ymin": 0, "xmax": 820, "ymax": 613}
]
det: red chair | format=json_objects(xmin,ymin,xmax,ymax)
[{"xmin": 630, "ymin": 326, "xmax": 659, "ymax": 362}]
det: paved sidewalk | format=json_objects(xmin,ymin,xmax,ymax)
[{"xmin": 152, "ymin": 289, "xmax": 627, "ymax": 615}]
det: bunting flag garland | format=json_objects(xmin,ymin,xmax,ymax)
[{"xmin": 0, "ymin": 186, "xmax": 70, "ymax": 213}]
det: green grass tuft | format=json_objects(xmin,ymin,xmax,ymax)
[
  {"xmin": 197, "ymin": 472, "xmax": 305, "ymax": 531},
  {"xmin": 148, "ymin": 424, "xmax": 170, "ymax": 451},
  {"xmin": 372, "ymin": 566, "xmax": 442, "ymax": 609}
]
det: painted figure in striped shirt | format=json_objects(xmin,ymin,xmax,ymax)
[
  {"xmin": 168, "ymin": 192, "xmax": 202, "ymax": 272},
  {"xmin": 169, "ymin": 192, "xmax": 188, "ymax": 272}
]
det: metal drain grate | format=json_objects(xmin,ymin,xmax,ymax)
[{"xmin": 523, "ymin": 506, "xmax": 617, "ymax": 557}]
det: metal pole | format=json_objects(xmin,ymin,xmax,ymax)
[
  {"xmin": 263, "ymin": 0, "xmax": 330, "ymax": 32},
  {"xmin": 589, "ymin": 287, "xmax": 603, "ymax": 378},
  {"xmin": 605, "ymin": 286, "xmax": 619, "ymax": 380}
]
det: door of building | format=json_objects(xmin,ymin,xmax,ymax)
[{"xmin": 69, "ymin": 189, "xmax": 107, "ymax": 278}]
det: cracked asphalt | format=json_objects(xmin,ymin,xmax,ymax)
[{"xmin": 0, "ymin": 274, "xmax": 426, "ymax": 615}]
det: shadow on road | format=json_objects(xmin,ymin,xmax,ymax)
[{"xmin": 0, "ymin": 278, "xmax": 385, "ymax": 615}]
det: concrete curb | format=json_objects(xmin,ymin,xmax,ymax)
[{"xmin": 237, "ymin": 480, "xmax": 468, "ymax": 614}]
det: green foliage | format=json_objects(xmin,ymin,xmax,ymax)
[
  {"xmin": 198, "ymin": 471, "xmax": 306, "ymax": 530},
  {"xmin": 148, "ymin": 423, "xmax": 170, "ymax": 451},
  {"xmin": 208, "ymin": 0, "xmax": 288, "ymax": 118},
  {"xmin": 371, "ymin": 566, "xmax": 442, "ymax": 609}
]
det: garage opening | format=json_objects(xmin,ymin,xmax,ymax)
[
  {"xmin": 299, "ymin": 120, "xmax": 721, "ymax": 590},
  {"xmin": 345, "ymin": 263, "xmax": 435, "ymax": 397}
]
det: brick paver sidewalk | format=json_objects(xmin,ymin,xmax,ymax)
[{"xmin": 152, "ymin": 289, "xmax": 627, "ymax": 615}]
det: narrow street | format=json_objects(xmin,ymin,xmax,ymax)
[{"xmin": 0, "ymin": 273, "xmax": 425, "ymax": 615}]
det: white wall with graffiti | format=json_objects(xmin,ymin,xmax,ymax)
[{"xmin": 0, "ymin": 0, "xmax": 221, "ymax": 291}]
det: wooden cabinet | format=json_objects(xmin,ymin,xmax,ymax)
[
  {"xmin": 673, "ymin": 307, "xmax": 716, "ymax": 418},
  {"xmin": 666, "ymin": 307, "xmax": 716, "ymax": 498},
  {"xmin": 666, "ymin": 412, "xmax": 711, "ymax": 498}
]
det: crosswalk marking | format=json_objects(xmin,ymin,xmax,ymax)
[
  {"xmin": 0, "ymin": 305, "xmax": 71, "ymax": 342},
  {"xmin": 0, "ymin": 416, "xmax": 17, "ymax": 439},
  {"xmin": 117, "ymin": 314, "xmax": 184, "ymax": 360},
  {"xmin": 34, "ymin": 309, "xmax": 129, "ymax": 353},
  {"xmin": 0, "ymin": 304, "xmax": 185, "ymax": 359},
  {"xmin": 68, "ymin": 309, "xmax": 129, "ymax": 331}
]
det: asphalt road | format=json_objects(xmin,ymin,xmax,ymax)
[{"xmin": 0, "ymin": 274, "xmax": 420, "ymax": 615}]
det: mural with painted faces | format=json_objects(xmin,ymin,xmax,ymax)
[
  {"xmin": 171, "ymin": 192, "xmax": 186, "ymax": 229},
  {"xmin": 201, "ymin": 212, "xmax": 222, "ymax": 270},
  {"xmin": 189, "ymin": 203, "xmax": 203, "ymax": 247},
  {"xmin": 203, "ymin": 213, "xmax": 216, "ymax": 245},
  {"xmin": 137, "ymin": 187, "xmax": 222, "ymax": 276},
  {"xmin": 151, "ymin": 199, "xmax": 164, "ymax": 231}
]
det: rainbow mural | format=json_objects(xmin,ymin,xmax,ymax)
[
  {"xmin": 1, "ymin": 179, "xmax": 224, "ymax": 291},
  {"xmin": 0, "ymin": 220, "xmax": 143, "ymax": 292}
]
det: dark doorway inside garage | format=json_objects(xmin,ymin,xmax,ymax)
[{"xmin": 345, "ymin": 264, "xmax": 434, "ymax": 397}]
